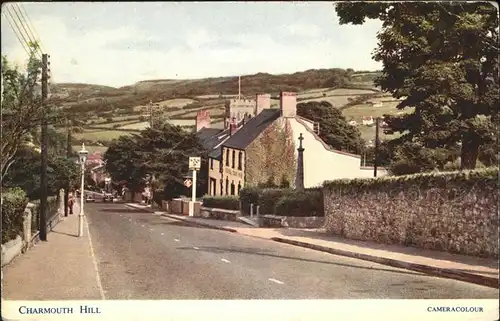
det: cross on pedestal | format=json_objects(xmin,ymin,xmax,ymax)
[
  {"xmin": 295, "ymin": 133, "xmax": 305, "ymax": 192},
  {"xmin": 298, "ymin": 133, "xmax": 304, "ymax": 152}
]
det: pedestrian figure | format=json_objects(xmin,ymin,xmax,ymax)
[{"xmin": 68, "ymin": 191, "xmax": 75, "ymax": 215}]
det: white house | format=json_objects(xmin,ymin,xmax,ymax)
[{"xmin": 362, "ymin": 116, "xmax": 374, "ymax": 126}]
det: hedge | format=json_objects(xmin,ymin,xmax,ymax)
[
  {"xmin": 323, "ymin": 167, "xmax": 499, "ymax": 194},
  {"xmin": 30, "ymin": 196, "xmax": 59, "ymax": 234},
  {"xmin": 202, "ymin": 196, "xmax": 240, "ymax": 211},
  {"xmin": 1, "ymin": 188, "xmax": 28, "ymax": 244},
  {"xmin": 239, "ymin": 187, "xmax": 324, "ymax": 216},
  {"xmin": 239, "ymin": 187, "xmax": 260, "ymax": 215},
  {"xmin": 257, "ymin": 188, "xmax": 293, "ymax": 215},
  {"xmin": 275, "ymin": 190, "xmax": 324, "ymax": 217}
]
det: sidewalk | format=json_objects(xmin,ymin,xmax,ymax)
[
  {"xmin": 126, "ymin": 203, "xmax": 499, "ymax": 289},
  {"xmin": 1, "ymin": 201, "xmax": 104, "ymax": 300}
]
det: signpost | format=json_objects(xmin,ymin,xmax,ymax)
[
  {"xmin": 184, "ymin": 179, "xmax": 192, "ymax": 188},
  {"xmin": 188, "ymin": 157, "xmax": 201, "ymax": 216}
]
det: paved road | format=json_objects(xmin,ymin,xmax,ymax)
[{"xmin": 85, "ymin": 202, "xmax": 498, "ymax": 300}]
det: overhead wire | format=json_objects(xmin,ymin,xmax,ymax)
[
  {"xmin": 4, "ymin": 5, "xmax": 41, "ymax": 60},
  {"xmin": 16, "ymin": 3, "xmax": 47, "ymax": 54},
  {"xmin": 10, "ymin": 4, "xmax": 41, "ymax": 57},
  {"xmin": 2, "ymin": 10, "xmax": 30, "ymax": 56}
]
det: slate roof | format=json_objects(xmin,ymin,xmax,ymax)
[
  {"xmin": 222, "ymin": 109, "xmax": 281, "ymax": 150},
  {"xmin": 195, "ymin": 127, "xmax": 231, "ymax": 160},
  {"xmin": 196, "ymin": 128, "xmax": 221, "ymax": 143}
]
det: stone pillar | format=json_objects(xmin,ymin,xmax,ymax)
[
  {"xmin": 23, "ymin": 203, "xmax": 35, "ymax": 248},
  {"xmin": 295, "ymin": 133, "xmax": 305, "ymax": 192}
]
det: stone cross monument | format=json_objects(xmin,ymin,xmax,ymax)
[{"xmin": 295, "ymin": 133, "xmax": 305, "ymax": 192}]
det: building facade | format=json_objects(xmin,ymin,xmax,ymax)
[{"xmin": 196, "ymin": 92, "xmax": 388, "ymax": 197}]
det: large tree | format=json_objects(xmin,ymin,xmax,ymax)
[
  {"xmin": 335, "ymin": 2, "xmax": 499, "ymax": 171},
  {"xmin": 135, "ymin": 123, "xmax": 209, "ymax": 200},
  {"xmin": 103, "ymin": 134, "xmax": 147, "ymax": 194},
  {"xmin": 103, "ymin": 123, "xmax": 208, "ymax": 200},
  {"xmin": 297, "ymin": 101, "xmax": 365, "ymax": 154},
  {"xmin": 1, "ymin": 51, "xmax": 44, "ymax": 183}
]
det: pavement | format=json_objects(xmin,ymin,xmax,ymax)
[
  {"xmin": 1, "ymin": 201, "xmax": 104, "ymax": 300},
  {"xmin": 2, "ymin": 201, "xmax": 498, "ymax": 301},
  {"xmin": 126, "ymin": 202, "xmax": 500, "ymax": 289}
]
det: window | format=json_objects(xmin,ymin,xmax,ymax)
[
  {"xmin": 238, "ymin": 151, "xmax": 243, "ymax": 170},
  {"xmin": 220, "ymin": 180, "xmax": 223, "ymax": 196},
  {"xmin": 225, "ymin": 178, "xmax": 229, "ymax": 195},
  {"xmin": 230, "ymin": 181, "xmax": 235, "ymax": 196},
  {"xmin": 238, "ymin": 182, "xmax": 242, "ymax": 194},
  {"xmin": 225, "ymin": 149, "xmax": 229, "ymax": 166},
  {"xmin": 232, "ymin": 150, "xmax": 235, "ymax": 168},
  {"xmin": 210, "ymin": 159, "xmax": 213, "ymax": 170}
]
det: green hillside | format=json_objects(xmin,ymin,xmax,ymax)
[{"xmin": 53, "ymin": 69, "xmax": 404, "ymax": 152}]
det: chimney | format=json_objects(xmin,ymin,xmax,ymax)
[
  {"xmin": 195, "ymin": 110, "xmax": 211, "ymax": 132},
  {"xmin": 280, "ymin": 92, "xmax": 297, "ymax": 118},
  {"xmin": 255, "ymin": 93, "xmax": 271, "ymax": 115},
  {"xmin": 230, "ymin": 117, "xmax": 237, "ymax": 136}
]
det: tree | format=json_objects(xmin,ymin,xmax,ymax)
[
  {"xmin": 1, "ymin": 50, "xmax": 45, "ymax": 183},
  {"xmin": 2, "ymin": 145, "xmax": 79, "ymax": 199},
  {"xmin": 335, "ymin": 2, "xmax": 499, "ymax": 171},
  {"xmin": 297, "ymin": 101, "xmax": 365, "ymax": 154},
  {"xmin": 103, "ymin": 123, "xmax": 209, "ymax": 201},
  {"xmin": 103, "ymin": 135, "xmax": 147, "ymax": 194},
  {"xmin": 136, "ymin": 123, "xmax": 209, "ymax": 200}
]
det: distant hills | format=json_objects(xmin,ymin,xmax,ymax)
[{"xmin": 52, "ymin": 68, "xmax": 381, "ymax": 115}]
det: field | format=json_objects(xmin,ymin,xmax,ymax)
[
  {"xmin": 55, "ymin": 69, "xmax": 405, "ymax": 153},
  {"xmin": 73, "ymin": 130, "xmax": 136, "ymax": 142}
]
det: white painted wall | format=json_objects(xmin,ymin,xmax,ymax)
[{"xmin": 287, "ymin": 117, "xmax": 387, "ymax": 187}]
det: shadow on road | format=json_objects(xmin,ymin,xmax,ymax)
[
  {"xmin": 51, "ymin": 231, "xmax": 79, "ymax": 238},
  {"xmin": 150, "ymin": 220, "xmax": 223, "ymax": 230},
  {"xmin": 176, "ymin": 246, "xmax": 425, "ymax": 277},
  {"xmin": 99, "ymin": 208, "xmax": 148, "ymax": 214}
]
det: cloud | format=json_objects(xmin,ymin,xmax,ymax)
[{"xmin": 1, "ymin": 2, "xmax": 383, "ymax": 87}]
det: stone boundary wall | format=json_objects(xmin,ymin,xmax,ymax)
[
  {"xmin": 323, "ymin": 168, "xmax": 498, "ymax": 258},
  {"xmin": 1, "ymin": 191, "xmax": 65, "ymax": 267}
]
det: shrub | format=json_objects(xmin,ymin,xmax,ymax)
[
  {"xmin": 152, "ymin": 189, "xmax": 164, "ymax": 206},
  {"xmin": 275, "ymin": 190, "xmax": 324, "ymax": 217},
  {"xmin": 239, "ymin": 187, "xmax": 260, "ymax": 214},
  {"xmin": 258, "ymin": 188, "xmax": 293, "ymax": 215},
  {"xmin": 1, "ymin": 187, "xmax": 28, "ymax": 244},
  {"xmin": 203, "ymin": 196, "xmax": 240, "ymax": 210}
]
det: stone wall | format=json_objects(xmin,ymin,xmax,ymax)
[{"xmin": 323, "ymin": 168, "xmax": 498, "ymax": 258}]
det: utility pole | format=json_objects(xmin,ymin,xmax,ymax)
[
  {"xmin": 40, "ymin": 53, "xmax": 49, "ymax": 241},
  {"xmin": 374, "ymin": 117, "xmax": 380, "ymax": 178},
  {"xmin": 149, "ymin": 100, "xmax": 153, "ymax": 128},
  {"xmin": 64, "ymin": 116, "xmax": 71, "ymax": 217}
]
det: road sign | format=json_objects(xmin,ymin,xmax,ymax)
[
  {"xmin": 184, "ymin": 179, "xmax": 192, "ymax": 188},
  {"xmin": 189, "ymin": 157, "xmax": 201, "ymax": 170}
]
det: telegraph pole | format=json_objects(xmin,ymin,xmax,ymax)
[
  {"xmin": 64, "ymin": 116, "xmax": 71, "ymax": 217},
  {"xmin": 149, "ymin": 100, "xmax": 153, "ymax": 128},
  {"xmin": 40, "ymin": 53, "xmax": 49, "ymax": 241},
  {"xmin": 374, "ymin": 117, "xmax": 380, "ymax": 178}
]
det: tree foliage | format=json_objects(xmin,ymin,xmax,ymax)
[
  {"xmin": 335, "ymin": 2, "xmax": 499, "ymax": 172},
  {"xmin": 103, "ymin": 123, "xmax": 208, "ymax": 199},
  {"xmin": 2, "ymin": 145, "xmax": 79, "ymax": 200},
  {"xmin": 1, "ymin": 51, "xmax": 45, "ymax": 182},
  {"xmin": 297, "ymin": 101, "xmax": 364, "ymax": 154}
]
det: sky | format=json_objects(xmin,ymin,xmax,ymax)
[{"xmin": 1, "ymin": 2, "xmax": 383, "ymax": 88}]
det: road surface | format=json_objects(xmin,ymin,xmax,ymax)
[{"xmin": 85, "ymin": 202, "xmax": 498, "ymax": 300}]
